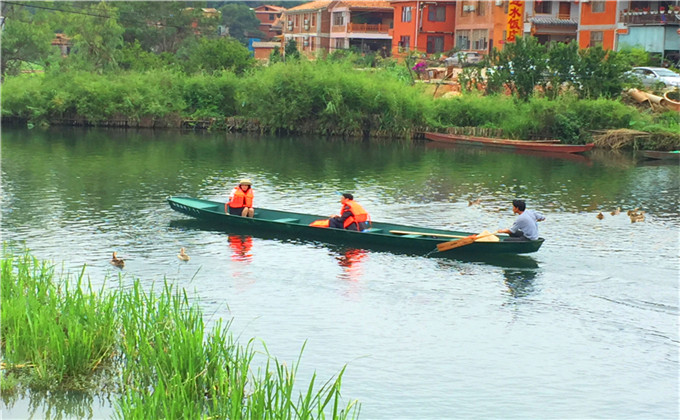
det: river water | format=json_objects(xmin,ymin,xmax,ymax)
[{"xmin": 1, "ymin": 127, "xmax": 678, "ymax": 419}]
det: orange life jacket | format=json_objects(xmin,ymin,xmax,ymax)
[
  {"xmin": 341, "ymin": 200, "xmax": 370, "ymax": 230},
  {"xmin": 310, "ymin": 219, "xmax": 330, "ymax": 228},
  {"xmin": 228, "ymin": 186, "xmax": 253, "ymax": 208}
]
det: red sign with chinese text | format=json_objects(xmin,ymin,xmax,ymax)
[{"xmin": 506, "ymin": 1, "xmax": 525, "ymax": 43}]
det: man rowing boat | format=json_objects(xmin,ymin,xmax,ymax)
[{"xmin": 498, "ymin": 199, "xmax": 545, "ymax": 241}]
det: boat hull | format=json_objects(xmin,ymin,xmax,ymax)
[
  {"xmin": 424, "ymin": 132, "xmax": 594, "ymax": 154},
  {"xmin": 167, "ymin": 197, "xmax": 544, "ymax": 257}
]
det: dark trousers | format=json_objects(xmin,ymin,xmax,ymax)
[{"xmin": 505, "ymin": 230, "xmax": 529, "ymax": 241}]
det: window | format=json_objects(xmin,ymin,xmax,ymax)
[
  {"xmin": 427, "ymin": 36, "xmax": 444, "ymax": 53},
  {"xmin": 402, "ymin": 6, "xmax": 412, "ymax": 22},
  {"xmin": 399, "ymin": 35, "xmax": 411, "ymax": 50},
  {"xmin": 476, "ymin": 1, "xmax": 486, "ymax": 16},
  {"xmin": 335, "ymin": 38, "xmax": 344, "ymax": 49},
  {"xmin": 333, "ymin": 12, "xmax": 344, "ymax": 26},
  {"xmin": 589, "ymin": 31, "xmax": 603, "ymax": 47},
  {"xmin": 456, "ymin": 30, "xmax": 470, "ymax": 50},
  {"xmin": 472, "ymin": 29, "xmax": 488, "ymax": 50},
  {"xmin": 534, "ymin": 1, "xmax": 552, "ymax": 14},
  {"xmin": 428, "ymin": 5, "xmax": 446, "ymax": 22},
  {"xmin": 269, "ymin": 13, "xmax": 275, "ymax": 21},
  {"xmin": 311, "ymin": 14, "xmax": 316, "ymax": 26},
  {"xmin": 591, "ymin": 0, "xmax": 605, "ymax": 13}
]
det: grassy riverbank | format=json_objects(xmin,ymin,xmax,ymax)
[
  {"xmin": 1, "ymin": 249, "xmax": 360, "ymax": 419},
  {"xmin": 2, "ymin": 61, "xmax": 678, "ymax": 149}
]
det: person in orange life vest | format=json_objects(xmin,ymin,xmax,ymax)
[
  {"xmin": 329, "ymin": 193, "xmax": 370, "ymax": 231},
  {"xmin": 226, "ymin": 179, "xmax": 254, "ymax": 217}
]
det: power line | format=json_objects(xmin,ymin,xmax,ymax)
[{"xmin": 1, "ymin": 1, "xmax": 210, "ymax": 31}]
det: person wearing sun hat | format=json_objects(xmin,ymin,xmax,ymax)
[{"xmin": 226, "ymin": 178, "xmax": 254, "ymax": 217}]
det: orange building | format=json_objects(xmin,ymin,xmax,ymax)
[
  {"xmin": 577, "ymin": 0, "xmax": 618, "ymax": 49},
  {"xmin": 253, "ymin": 5, "xmax": 287, "ymax": 40},
  {"xmin": 453, "ymin": 1, "xmax": 508, "ymax": 53},
  {"xmin": 390, "ymin": 0, "xmax": 456, "ymax": 56},
  {"xmin": 283, "ymin": 1, "xmax": 393, "ymax": 57}
]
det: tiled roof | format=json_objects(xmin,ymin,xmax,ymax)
[
  {"xmin": 255, "ymin": 5, "xmax": 287, "ymax": 12},
  {"xmin": 333, "ymin": 0, "xmax": 392, "ymax": 8},
  {"xmin": 287, "ymin": 0, "xmax": 391, "ymax": 12},
  {"xmin": 287, "ymin": 1, "xmax": 331, "ymax": 12},
  {"xmin": 530, "ymin": 16, "xmax": 577, "ymax": 25}
]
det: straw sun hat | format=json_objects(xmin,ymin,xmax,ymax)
[{"xmin": 239, "ymin": 179, "xmax": 252, "ymax": 186}]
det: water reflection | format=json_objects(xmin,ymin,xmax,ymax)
[
  {"xmin": 335, "ymin": 248, "xmax": 368, "ymax": 282},
  {"xmin": 2, "ymin": 388, "xmax": 112, "ymax": 420},
  {"xmin": 228, "ymin": 235, "xmax": 253, "ymax": 263},
  {"xmin": 502, "ymin": 268, "xmax": 538, "ymax": 298}
]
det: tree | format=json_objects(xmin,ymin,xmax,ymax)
[
  {"xmin": 219, "ymin": 3, "xmax": 263, "ymax": 44},
  {"xmin": 574, "ymin": 46, "xmax": 628, "ymax": 99},
  {"xmin": 545, "ymin": 42, "xmax": 579, "ymax": 99},
  {"xmin": 501, "ymin": 36, "xmax": 548, "ymax": 101},
  {"xmin": 284, "ymin": 39, "xmax": 300, "ymax": 61},
  {"xmin": 0, "ymin": 4, "xmax": 53, "ymax": 77},
  {"xmin": 56, "ymin": 2, "xmax": 125, "ymax": 73},
  {"xmin": 177, "ymin": 37, "xmax": 254, "ymax": 74},
  {"xmin": 116, "ymin": 2, "xmax": 216, "ymax": 54}
]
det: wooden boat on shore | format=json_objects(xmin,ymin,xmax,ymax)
[
  {"xmin": 167, "ymin": 196, "xmax": 544, "ymax": 257},
  {"xmin": 641, "ymin": 150, "xmax": 680, "ymax": 161},
  {"xmin": 424, "ymin": 132, "xmax": 594, "ymax": 154}
]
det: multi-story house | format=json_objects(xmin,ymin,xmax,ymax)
[
  {"xmin": 453, "ymin": 1, "xmax": 506, "ymax": 53},
  {"xmin": 282, "ymin": 1, "xmax": 393, "ymax": 57},
  {"xmin": 390, "ymin": 1, "xmax": 456, "ymax": 56},
  {"xmin": 253, "ymin": 5, "xmax": 287, "ymax": 41},
  {"xmin": 615, "ymin": 1, "xmax": 679, "ymax": 62}
]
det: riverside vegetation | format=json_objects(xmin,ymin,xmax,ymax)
[
  {"xmin": 1, "ymin": 248, "xmax": 360, "ymax": 419},
  {"xmin": 1, "ymin": 1, "xmax": 677, "ymax": 148}
]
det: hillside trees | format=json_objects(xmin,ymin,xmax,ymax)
[{"xmin": 0, "ymin": 3, "xmax": 53, "ymax": 76}]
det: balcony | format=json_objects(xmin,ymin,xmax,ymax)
[
  {"xmin": 620, "ymin": 10, "xmax": 680, "ymax": 25},
  {"xmin": 347, "ymin": 22, "xmax": 390, "ymax": 33}
]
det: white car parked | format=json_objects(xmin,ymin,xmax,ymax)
[
  {"xmin": 629, "ymin": 67, "xmax": 680, "ymax": 88},
  {"xmin": 444, "ymin": 52, "xmax": 484, "ymax": 67}
]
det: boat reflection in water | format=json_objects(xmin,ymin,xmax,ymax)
[
  {"xmin": 335, "ymin": 248, "xmax": 368, "ymax": 283},
  {"xmin": 228, "ymin": 235, "xmax": 253, "ymax": 263},
  {"xmin": 503, "ymin": 268, "xmax": 538, "ymax": 298}
]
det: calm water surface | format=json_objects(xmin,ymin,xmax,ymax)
[{"xmin": 2, "ymin": 127, "xmax": 678, "ymax": 419}]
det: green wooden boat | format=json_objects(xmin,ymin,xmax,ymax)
[{"xmin": 167, "ymin": 196, "xmax": 544, "ymax": 257}]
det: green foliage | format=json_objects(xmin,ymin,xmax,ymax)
[
  {"xmin": 239, "ymin": 60, "xmax": 430, "ymax": 135},
  {"xmin": 116, "ymin": 40, "xmax": 177, "ymax": 72},
  {"xmin": 116, "ymin": 2, "xmax": 213, "ymax": 54},
  {"xmin": 284, "ymin": 39, "xmax": 301, "ymax": 61},
  {"xmin": 492, "ymin": 37, "xmax": 548, "ymax": 101},
  {"xmin": 544, "ymin": 42, "xmax": 579, "ymax": 100},
  {"xmin": 269, "ymin": 46, "xmax": 282, "ymax": 64},
  {"xmin": 181, "ymin": 72, "xmax": 240, "ymax": 117},
  {"xmin": 176, "ymin": 37, "xmax": 254, "ymax": 74},
  {"xmin": 1, "ymin": 249, "xmax": 361, "ymax": 419},
  {"xmin": 0, "ymin": 4, "xmax": 53, "ymax": 76},
  {"xmin": 219, "ymin": 2, "xmax": 263, "ymax": 44},
  {"xmin": 58, "ymin": 2, "xmax": 125, "ymax": 73},
  {"xmin": 617, "ymin": 46, "xmax": 653, "ymax": 67},
  {"xmin": 574, "ymin": 46, "xmax": 629, "ymax": 99}
]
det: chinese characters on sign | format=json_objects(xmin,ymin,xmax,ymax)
[{"xmin": 506, "ymin": 1, "xmax": 524, "ymax": 42}]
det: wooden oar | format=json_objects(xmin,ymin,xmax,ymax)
[
  {"xmin": 389, "ymin": 230, "xmax": 467, "ymax": 239},
  {"xmin": 437, "ymin": 230, "xmax": 501, "ymax": 252}
]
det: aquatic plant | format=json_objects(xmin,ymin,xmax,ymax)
[{"xmin": 1, "ymin": 248, "xmax": 360, "ymax": 419}]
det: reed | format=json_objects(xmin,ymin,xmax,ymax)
[
  {"xmin": 1, "ymin": 248, "xmax": 360, "ymax": 419},
  {"xmin": 1, "ymin": 251, "xmax": 118, "ymax": 390}
]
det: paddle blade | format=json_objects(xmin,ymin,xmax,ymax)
[{"xmin": 436, "ymin": 237, "xmax": 475, "ymax": 252}]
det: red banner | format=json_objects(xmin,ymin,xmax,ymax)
[{"xmin": 506, "ymin": 1, "xmax": 525, "ymax": 42}]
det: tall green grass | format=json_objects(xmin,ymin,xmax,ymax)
[
  {"xmin": 1, "ymin": 61, "xmax": 676, "ymax": 146},
  {"xmin": 1, "ymin": 249, "xmax": 360, "ymax": 419}
]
